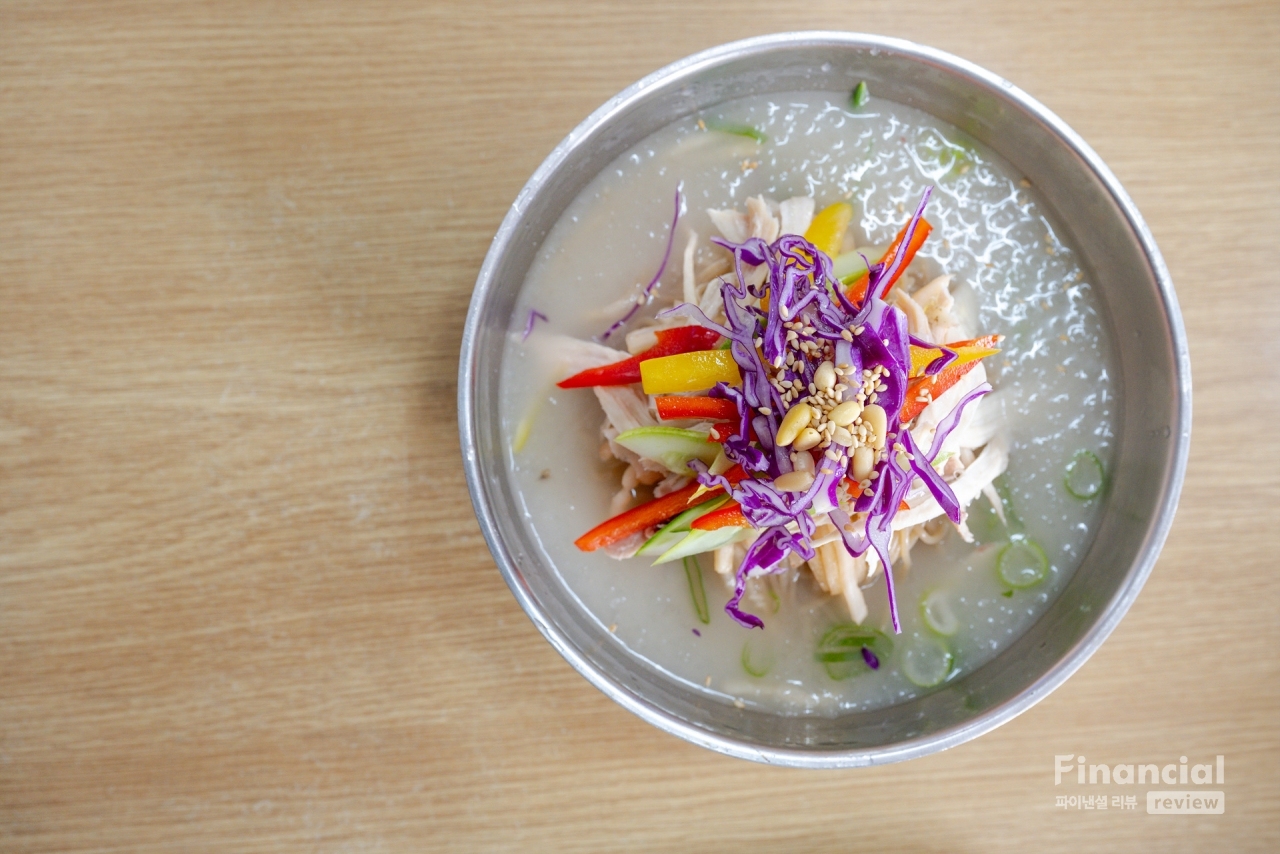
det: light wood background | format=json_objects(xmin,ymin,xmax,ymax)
[{"xmin": 2, "ymin": 2, "xmax": 1276, "ymax": 851}]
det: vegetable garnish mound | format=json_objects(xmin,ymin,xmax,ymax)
[{"xmin": 563, "ymin": 188, "xmax": 1000, "ymax": 633}]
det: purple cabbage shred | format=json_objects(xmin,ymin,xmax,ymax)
[
  {"xmin": 599, "ymin": 185, "xmax": 683, "ymax": 341},
  {"xmin": 861, "ymin": 646, "xmax": 880, "ymax": 669},
  {"xmin": 522, "ymin": 309, "xmax": 548, "ymax": 341}
]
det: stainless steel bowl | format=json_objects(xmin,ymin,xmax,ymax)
[{"xmin": 458, "ymin": 32, "xmax": 1190, "ymax": 766}]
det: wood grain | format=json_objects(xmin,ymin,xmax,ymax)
[{"xmin": 1, "ymin": 1, "xmax": 1277, "ymax": 851}]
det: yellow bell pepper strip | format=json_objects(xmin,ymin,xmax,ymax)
[
  {"xmin": 556, "ymin": 326, "xmax": 722, "ymax": 388},
  {"xmin": 844, "ymin": 217, "xmax": 933, "ymax": 304},
  {"xmin": 640, "ymin": 349, "xmax": 741, "ymax": 394},
  {"xmin": 900, "ymin": 336, "xmax": 1001, "ymax": 423},
  {"xmin": 804, "ymin": 202, "xmax": 854, "ymax": 259},
  {"xmin": 908, "ymin": 335, "xmax": 1004, "ymax": 377}
]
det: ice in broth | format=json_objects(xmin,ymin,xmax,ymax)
[{"xmin": 500, "ymin": 90, "xmax": 1116, "ymax": 715}]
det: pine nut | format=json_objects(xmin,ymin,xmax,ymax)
[
  {"xmin": 831, "ymin": 425, "xmax": 854, "ymax": 447},
  {"xmin": 790, "ymin": 450, "xmax": 816, "ymax": 475},
  {"xmin": 828, "ymin": 400, "xmax": 863, "ymax": 427},
  {"xmin": 774, "ymin": 402, "xmax": 814, "ymax": 446},
  {"xmin": 852, "ymin": 446, "xmax": 875, "ymax": 481},
  {"xmin": 792, "ymin": 427, "xmax": 822, "ymax": 452},
  {"xmin": 813, "ymin": 360, "xmax": 836, "ymax": 391},
  {"xmin": 862, "ymin": 403, "xmax": 887, "ymax": 450},
  {"xmin": 774, "ymin": 470, "xmax": 815, "ymax": 492}
]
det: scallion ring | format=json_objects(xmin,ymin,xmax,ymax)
[
  {"xmin": 1064, "ymin": 449, "xmax": 1106, "ymax": 500},
  {"xmin": 997, "ymin": 536, "xmax": 1049, "ymax": 589}
]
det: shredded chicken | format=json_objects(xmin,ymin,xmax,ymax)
[
  {"xmin": 682, "ymin": 231, "xmax": 699, "ymax": 306},
  {"xmin": 890, "ymin": 288, "xmax": 932, "ymax": 339},
  {"xmin": 778, "ymin": 196, "xmax": 816, "ymax": 237}
]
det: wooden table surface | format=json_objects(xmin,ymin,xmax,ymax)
[{"xmin": 2, "ymin": 2, "xmax": 1276, "ymax": 851}]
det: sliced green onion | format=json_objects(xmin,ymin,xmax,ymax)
[
  {"xmin": 901, "ymin": 637, "xmax": 955, "ymax": 687},
  {"xmin": 850, "ymin": 80, "xmax": 870, "ymax": 109},
  {"xmin": 945, "ymin": 143, "xmax": 979, "ymax": 179},
  {"xmin": 684, "ymin": 556, "xmax": 710, "ymax": 624},
  {"xmin": 705, "ymin": 120, "xmax": 766, "ymax": 143},
  {"xmin": 815, "ymin": 623, "xmax": 892, "ymax": 680},
  {"xmin": 993, "ymin": 473, "xmax": 1024, "ymax": 533},
  {"xmin": 1064, "ymin": 449, "xmax": 1106, "ymax": 500},
  {"xmin": 636, "ymin": 495, "xmax": 728, "ymax": 557},
  {"xmin": 741, "ymin": 639, "xmax": 774, "ymax": 677},
  {"xmin": 654, "ymin": 525, "xmax": 743, "ymax": 564},
  {"xmin": 832, "ymin": 250, "xmax": 870, "ymax": 282},
  {"xmin": 997, "ymin": 536, "xmax": 1049, "ymax": 589},
  {"xmin": 920, "ymin": 589, "xmax": 959, "ymax": 636}
]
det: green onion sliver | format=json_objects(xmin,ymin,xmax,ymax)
[
  {"xmin": 815, "ymin": 623, "xmax": 891, "ymax": 681},
  {"xmin": 683, "ymin": 556, "xmax": 710, "ymax": 624},
  {"xmin": 704, "ymin": 120, "xmax": 766, "ymax": 143},
  {"xmin": 901, "ymin": 637, "xmax": 955, "ymax": 688},
  {"xmin": 1064, "ymin": 449, "xmax": 1106, "ymax": 500},
  {"xmin": 997, "ymin": 536, "xmax": 1049, "ymax": 589},
  {"xmin": 741, "ymin": 640, "xmax": 774, "ymax": 678},
  {"xmin": 920, "ymin": 589, "xmax": 959, "ymax": 636},
  {"xmin": 850, "ymin": 80, "xmax": 869, "ymax": 109}
]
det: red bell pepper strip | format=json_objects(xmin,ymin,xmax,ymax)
[
  {"xmin": 708, "ymin": 421, "xmax": 758, "ymax": 443},
  {"xmin": 655, "ymin": 395, "xmax": 739, "ymax": 421},
  {"xmin": 844, "ymin": 478, "xmax": 910, "ymax": 511},
  {"xmin": 557, "ymin": 326, "xmax": 722, "ymax": 388},
  {"xmin": 575, "ymin": 464, "xmax": 747, "ymax": 551},
  {"xmin": 900, "ymin": 356, "xmax": 983, "ymax": 423},
  {"xmin": 844, "ymin": 217, "xmax": 932, "ymax": 304},
  {"xmin": 691, "ymin": 501, "xmax": 749, "ymax": 531}
]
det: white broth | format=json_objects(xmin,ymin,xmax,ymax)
[{"xmin": 498, "ymin": 91, "xmax": 1116, "ymax": 715}]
